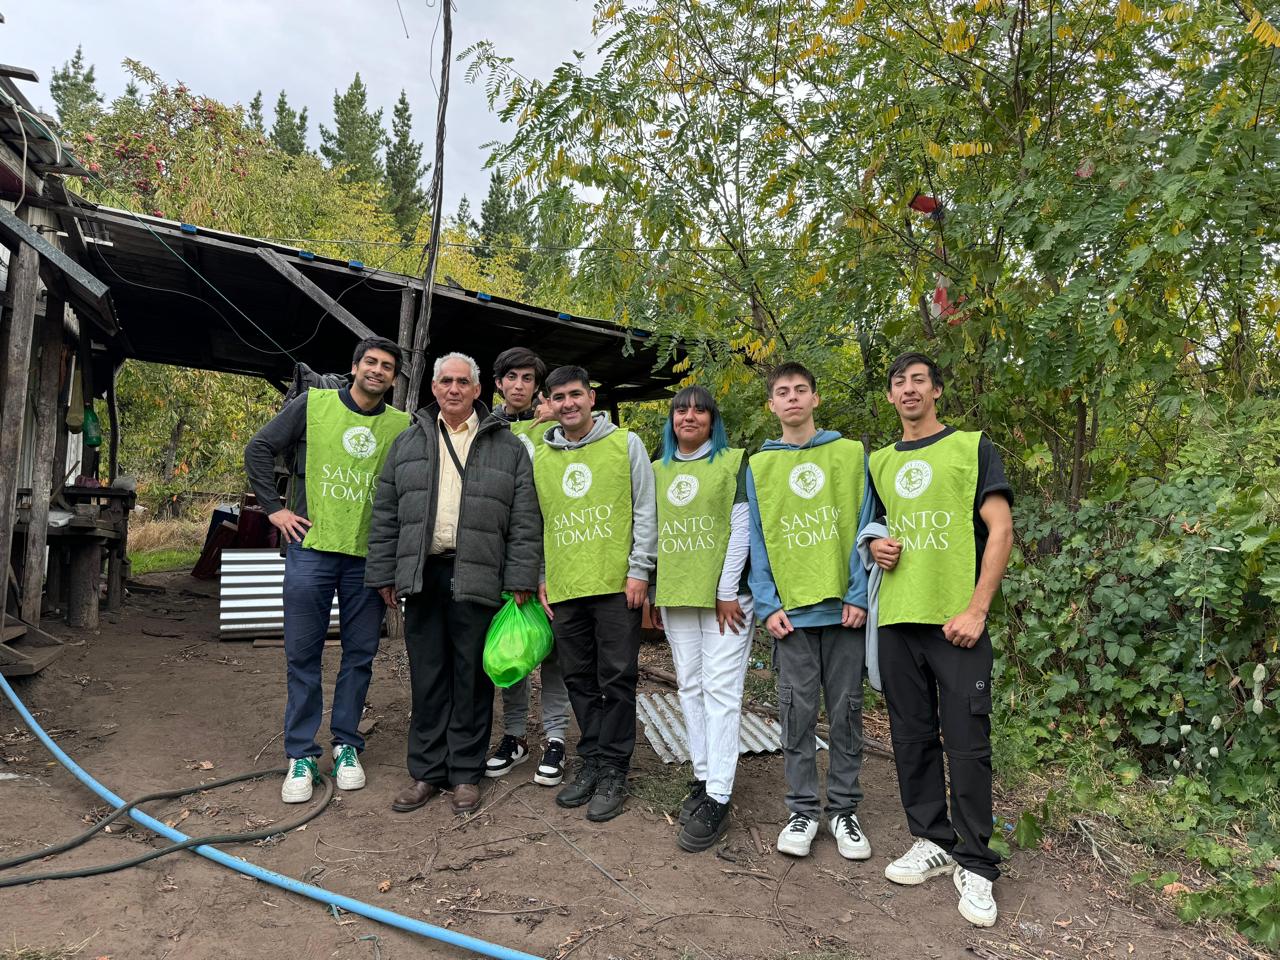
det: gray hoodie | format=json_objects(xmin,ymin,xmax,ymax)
[{"xmin": 541, "ymin": 411, "xmax": 658, "ymax": 583}]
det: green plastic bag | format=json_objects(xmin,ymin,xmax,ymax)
[{"xmin": 483, "ymin": 593, "xmax": 554, "ymax": 688}]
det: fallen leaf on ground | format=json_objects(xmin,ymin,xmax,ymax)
[
  {"xmin": 378, "ymin": 879, "xmax": 392, "ymax": 893},
  {"xmin": 1162, "ymin": 881, "xmax": 1191, "ymax": 896}
]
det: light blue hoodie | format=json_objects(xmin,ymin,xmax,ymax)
[{"xmin": 746, "ymin": 430, "xmax": 873, "ymax": 628}]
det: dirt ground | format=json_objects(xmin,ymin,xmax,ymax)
[{"xmin": 0, "ymin": 573, "xmax": 1263, "ymax": 960}]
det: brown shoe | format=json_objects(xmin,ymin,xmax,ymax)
[
  {"xmin": 451, "ymin": 782, "xmax": 482, "ymax": 814},
  {"xmin": 391, "ymin": 779, "xmax": 439, "ymax": 812}
]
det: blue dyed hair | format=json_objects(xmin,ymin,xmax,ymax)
[{"xmin": 660, "ymin": 385, "xmax": 729, "ymax": 464}]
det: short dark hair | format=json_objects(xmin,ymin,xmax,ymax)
[
  {"xmin": 545, "ymin": 364, "xmax": 592, "ymax": 393},
  {"xmin": 493, "ymin": 346, "xmax": 547, "ymax": 385},
  {"xmin": 766, "ymin": 361, "xmax": 816, "ymax": 394},
  {"xmin": 886, "ymin": 352, "xmax": 944, "ymax": 392},
  {"xmin": 352, "ymin": 336, "xmax": 403, "ymax": 375}
]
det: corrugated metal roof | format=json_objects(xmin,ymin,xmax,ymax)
[
  {"xmin": 0, "ymin": 77, "xmax": 88, "ymax": 178},
  {"xmin": 637, "ymin": 690, "xmax": 828, "ymax": 764},
  {"xmin": 219, "ymin": 548, "xmax": 338, "ymax": 637}
]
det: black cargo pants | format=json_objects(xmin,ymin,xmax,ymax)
[{"xmin": 879, "ymin": 623, "xmax": 1000, "ymax": 881}]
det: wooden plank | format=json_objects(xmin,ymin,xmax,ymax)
[
  {"xmin": 0, "ymin": 64, "xmax": 39, "ymax": 82},
  {"xmin": 0, "ymin": 240, "xmax": 39, "ymax": 620},
  {"xmin": 0, "ymin": 204, "xmax": 111, "ymax": 318},
  {"xmin": 20, "ymin": 298, "xmax": 65, "ymax": 625},
  {"xmin": 394, "ymin": 286, "xmax": 415, "ymax": 409},
  {"xmin": 255, "ymin": 247, "xmax": 377, "ymax": 341}
]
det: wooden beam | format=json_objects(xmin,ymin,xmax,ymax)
[
  {"xmin": 106, "ymin": 363, "xmax": 120, "ymax": 481},
  {"xmin": 0, "ymin": 204, "xmax": 113, "ymax": 328},
  {"xmin": 0, "ymin": 64, "xmax": 39, "ymax": 83},
  {"xmin": 394, "ymin": 286, "xmax": 415, "ymax": 410},
  {"xmin": 0, "ymin": 241, "xmax": 40, "ymax": 618},
  {"xmin": 20, "ymin": 297, "xmax": 65, "ymax": 625},
  {"xmin": 255, "ymin": 247, "xmax": 377, "ymax": 342}
]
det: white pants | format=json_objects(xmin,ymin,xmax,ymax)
[{"xmin": 661, "ymin": 593, "xmax": 755, "ymax": 800}]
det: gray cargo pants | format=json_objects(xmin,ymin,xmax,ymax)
[
  {"xmin": 499, "ymin": 642, "xmax": 570, "ymax": 742},
  {"xmin": 775, "ymin": 624, "xmax": 866, "ymax": 818}
]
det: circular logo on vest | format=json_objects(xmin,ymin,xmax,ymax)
[
  {"xmin": 894, "ymin": 460, "xmax": 933, "ymax": 499},
  {"xmin": 788, "ymin": 462, "xmax": 825, "ymax": 499},
  {"xmin": 517, "ymin": 433, "xmax": 535, "ymax": 457},
  {"xmin": 666, "ymin": 473, "xmax": 699, "ymax": 507},
  {"xmin": 342, "ymin": 426, "xmax": 378, "ymax": 459},
  {"xmin": 562, "ymin": 462, "xmax": 593, "ymax": 498}
]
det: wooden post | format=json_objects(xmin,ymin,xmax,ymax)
[
  {"xmin": 19, "ymin": 295, "xmax": 65, "ymax": 625},
  {"xmin": 78, "ymin": 320, "xmax": 98, "ymax": 480},
  {"xmin": 394, "ymin": 287, "xmax": 415, "ymax": 410},
  {"xmin": 67, "ymin": 538, "xmax": 102, "ymax": 629},
  {"xmin": 0, "ymin": 241, "xmax": 40, "ymax": 611},
  {"xmin": 106, "ymin": 363, "xmax": 120, "ymax": 481},
  {"xmin": 52, "ymin": 344, "xmax": 72, "ymax": 493}
]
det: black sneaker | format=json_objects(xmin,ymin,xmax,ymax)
[
  {"xmin": 678, "ymin": 779, "xmax": 707, "ymax": 825},
  {"xmin": 485, "ymin": 734, "xmax": 529, "ymax": 779},
  {"xmin": 534, "ymin": 738, "xmax": 566, "ymax": 786},
  {"xmin": 677, "ymin": 796, "xmax": 731, "ymax": 852},
  {"xmin": 586, "ymin": 767, "xmax": 627, "ymax": 822},
  {"xmin": 555, "ymin": 758, "xmax": 600, "ymax": 808}
]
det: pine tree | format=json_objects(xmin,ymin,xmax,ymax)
[
  {"xmin": 49, "ymin": 45, "xmax": 104, "ymax": 132},
  {"xmin": 453, "ymin": 195, "xmax": 478, "ymax": 234},
  {"xmin": 270, "ymin": 91, "xmax": 308, "ymax": 156},
  {"xmin": 478, "ymin": 172, "xmax": 533, "ymax": 268},
  {"xmin": 318, "ymin": 73, "xmax": 386, "ymax": 183},
  {"xmin": 247, "ymin": 90, "xmax": 265, "ymax": 132},
  {"xmin": 383, "ymin": 90, "xmax": 428, "ymax": 239}
]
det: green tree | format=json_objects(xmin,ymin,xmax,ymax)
[
  {"xmin": 269, "ymin": 90, "xmax": 308, "ymax": 156},
  {"xmin": 319, "ymin": 73, "xmax": 386, "ymax": 183},
  {"xmin": 383, "ymin": 89, "xmax": 428, "ymax": 238},
  {"xmin": 453, "ymin": 194, "xmax": 478, "ymax": 234},
  {"xmin": 247, "ymin": 90, "xmax": 264, "ymax": 132},
  {"xmin": 49, "ymin": 44, "xmax": 104, "ymax": 133}
]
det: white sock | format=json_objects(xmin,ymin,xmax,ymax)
[{"xmin": 709, "ymin": 791, "xmax": 730, "ymax": 804}]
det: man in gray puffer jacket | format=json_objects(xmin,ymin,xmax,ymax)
[{"xmin": 365, "ymin": 352, "xmax": 542, "ymax": 815}]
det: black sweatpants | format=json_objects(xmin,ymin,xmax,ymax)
[
  {"xmin": 551, "ymin": 593, "xmax": 642, "ymax": 772},
  {"xmin": 403, "ymin": 557, "xmax": 495, "ymax": 786},
  {"xmin": 879, "ymin": 622, "xmax": 1000, "ymax": 881}
]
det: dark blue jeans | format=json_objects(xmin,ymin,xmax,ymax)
[{"xmin": 282, "ymin": 543, "xmax": 385, "ymax": 760}]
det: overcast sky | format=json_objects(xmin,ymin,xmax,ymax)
[{"xmin": 6, "ymin": 0, "xmax": 597, "ymax": 213}]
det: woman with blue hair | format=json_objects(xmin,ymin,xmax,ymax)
[{"xmin": 649, "ymin": 385, "xmax": 753, "ymax": 852}]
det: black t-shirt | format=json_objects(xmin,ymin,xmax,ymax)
[{"xmin": 868, "ymin": 426, "xmax": 1012, "ymax": 579}]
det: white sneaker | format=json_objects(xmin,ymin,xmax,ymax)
[
  {"xmin": 884, "ymin": 838, "xmax": 956, "ymax": 885},
  {"xmin": 777, "ymin": 812, "xmax": 819, "ymax": 857},
  {"xmin": 332, "ymin": 745, "xmax": 366, "ymax": 791},
  {"xmin": 954, "ymin": 865, "xmax": 998, "ymax": 927},
  {"xmin": 281, "ymin": 757, "xmax": 319, "ymax": 803},
  {"xmin": 829, "ymin": 812, "xmax": 872, "ymax": 860}
]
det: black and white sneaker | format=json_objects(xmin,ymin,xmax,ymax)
[
  {"xmin": 678, "ymin": 779, "xmax": 707, "ymax": 825},
  {"xmin": 776, "ymin": 812, "xmax": 818, "ymax": 857},
  {"xmin": 484, "ymin": 735, "xmax": 529, "ymax": 778},
  {"xmin": 829, "ymin": 812, "xmax": 872, "ymax": 860},
  {"xmin": 678, "ymin": 796, "xmax": 731, "ymax": 852},
  {"xmin": 534, "ymin": 738, "xmax": 566, "ymax": 786},
  {"xmin": 884, "ymin": 838, "xmax": 956, "ymax": 885}
]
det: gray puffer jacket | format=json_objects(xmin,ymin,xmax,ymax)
[{"xmin": 364, "ymin": 401, "xmax": 542, "ymax": 607}]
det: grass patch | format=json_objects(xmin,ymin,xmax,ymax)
[
  {"xmin": 0, "ymin": 938, "xmax": 92, "ymax": 960},
  {"xmin": 629, "ymin": 760, "xmax": 694, "ymax": 816},
  {"xmin": 129, "ymin": 517, "xmax": 206, "ymax": 553},
  {"xmin": 129, "ymin": 547, "xmax": 200, "ymax": 575}
]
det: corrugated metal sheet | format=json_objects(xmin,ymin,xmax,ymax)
[
  {"xmin": 219, "ymin": 548, "xmax": 338, "ymax": 637},
  {"xmin": 637, "ymin": 690, "xmax": 828, "ymax": 764}
]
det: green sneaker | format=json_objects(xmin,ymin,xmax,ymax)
[
  {"xmin": 332, "ymin": 745, "xmax": 366, "ymax": 790},
  {"xmin": 281, "ymin": 756, "xmax": 319, "ymax": 803}
]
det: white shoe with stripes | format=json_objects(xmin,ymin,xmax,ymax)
[{"xmin": 884, "ymin": 838, "xmax": 956, "ymax": 885}]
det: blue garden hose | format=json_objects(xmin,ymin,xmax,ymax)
[{"xmin": 0, "ymin": 670, "xmax": 541, "ymax": 960}]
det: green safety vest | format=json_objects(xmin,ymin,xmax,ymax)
[
  {"xmin": 749, "ymin": 438, "xmax": 864, "ymax": 610},
  {"xmin": 301, "ymin": 390, "xmax": 409, "ymax": 557},
  {"xmin": 869, "ymin": 430, "xmax": 981, "ymax": 626},
  {"xmin": 651, "ymin": 449, "xmax": 744, "ymax": 608},
  {"xmin": 534, "ymin": 429, "xmax": 634, "ymax": 603},
  {"xmin": 506, "ymin": 415, "xmax": 546, "ymax": 460}
]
